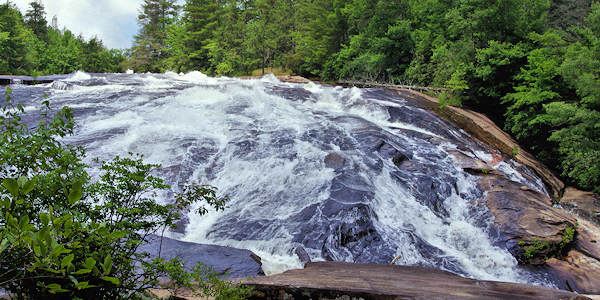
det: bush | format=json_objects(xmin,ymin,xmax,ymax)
[{"xmin": 0, "ymin": 88, "xmax": 251, "ymax": 299}]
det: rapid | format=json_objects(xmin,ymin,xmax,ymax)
[{"xmin": 9, "ymin": 71, "xmax": 555, "ymax": 286}]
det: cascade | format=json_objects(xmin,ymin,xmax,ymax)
[{"xmin": 11, "ymin": 71, "xmax": 554, "ymax": 286}]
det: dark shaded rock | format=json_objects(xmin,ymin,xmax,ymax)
[
  {"xmin": 479, "ymin": 175, "xmax": 577, "ymax": 264},
  {"xmin": 324, "ymin": 152, "xmax": 345, "ymax": 170},
  {"xmin": 139, "ymin": 235, "xmax": 264, "ymax": 278},
  {"xmin": 242, "ymin": 262, "xmax": 585, "ymax": 300},
  {"xmin": 561, "ymin": 187, "xmax": 600, "ymax": 225},
  {"xmin": 321, "ymin": 205, "xmax": 393, "ymax": 264},
  {"xmin": 390, "ymin": 168, "xmax": 454, "ymax": 218}
]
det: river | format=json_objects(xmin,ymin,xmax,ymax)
[{"xmin": 9, "ymin": 71, "xmax": 555, "ymax": 286}]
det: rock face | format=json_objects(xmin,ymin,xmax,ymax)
[
  {"xmin": 138, "ymin": 235, "xmax": 264, "ymax": 278},
  {"xmin": 395, "ymin": 89, "xmax": 565, "ymax": 199},
  {"xmin": 545, "ymin": 219, "xmax": 600, "ymax": 294},
  {"xmin": 394, "ymin": 88, "xmax": 600, "ymax": 294},
  {"xmin": 547, "ymin": 250, "xmax": 600, "ymax": 294},
  {"xmin": 324, "ymin": 152, "xmax": 345, "ymax": 170},
  {"xmin": 242, "ymin": 261, "xmax": 585, "ymax": 300},
  {"xmin": 478, "ymin": 174, "xmax": 577, "ymax": 264},
  {"xmin": 561, "ymin": 187, "xmax": 600, "ymax": 225}
]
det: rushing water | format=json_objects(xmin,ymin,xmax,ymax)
[{"xmin": 10, "ymin": 71, "xmax": 554, "ymax": 285}]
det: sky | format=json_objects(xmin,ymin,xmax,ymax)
[{"xmin": 11, "ymin": 0, "xmax": 143, "ymax": 49}]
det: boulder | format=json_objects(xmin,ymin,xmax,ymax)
[
  {"xmin": 138, "ymin": 235, "xmax": 264, "ymax": 278},
  {"xmin": 543, "ymin": 219, "xmax": 600, "ymax": 294},
  {"xmin": 561, "ymin": 187, "xmax": 600, "ymax": 225},
  {"xmin": 478, "ymin": 174, "xmax": 577, "ymax": 264},
  {"xmin": 447, "ymin": 149, "xmax": 502, "ymax": 176}
]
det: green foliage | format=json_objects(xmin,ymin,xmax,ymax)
[
  {"xmin": 161, "ymin": 259, "xmax": 253, "ymax": 300},
  {"xmin": 518, "ymin": 226, "xmax": 575, "ymax": 263},
  {"xmin": 512, "ymin": 146, "xmax": 520, "ymax": 158},
  {"xmin": 520, "ymin": 239, "xmax": 552, "ymax": 261},
  {"xmin": 25, "ymin": 0, "xmax": 47, "ymax": 41},
  {"xmin": 0, "ymin": 89, "xmax": 249, "ymax": 298},
  {"xmin": 0, "ymin": 2, "xmax": 124, "ymax": 75}
]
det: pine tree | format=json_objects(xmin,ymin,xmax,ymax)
[
  {"xmin": 25, "ymin": 0, "xmax": 47, "ymax": 41},
  {"xmin": 130, "ymin": 0, "xmax": 179, "ymax": 72},
  {"xmin": 183, "ymin": 0, "xmax": 223, "ymax": 72}
]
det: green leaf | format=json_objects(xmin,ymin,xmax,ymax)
[
  {"xmin": 102, "ymin": 255, "xmax": 112, "ymax": 274},
  {"xmin": 83, "ymin": 257, "xmax": 96, "ymax": 269},
  {"xmin": 45, "ymin": 283, "xmax": 69, "ymax": 294},
  {"xmin": 3, "ymin": 178, "xmax": 19, "ymax": 197},
  {"xmin": 67, "ymin": 181, "xmax": 83, "ymax": 204},
  {"xmin": 108, "ymin": 231, "xmax": 126, "ymax": 240},
  {"xmin": 75, "ymin": 281, "xmax": 93, "ymax": 290},
  {"xmin": 73, "ymin": 268, "xmax": 92, "ymax": 275},
  {"xmin": 22, "ymin": 177, "xmax": 36, "ymax": 195},
  {"xmin": 61, "ymin": 254, "xmax": 74, "ymax": 269},
  {"xmin": 40, "ymin": 213, "xmax": 50, "ymax": 227},
  {"xmin": 0, "ymin": 239, "xmax": 8, "ymax": 253},
  {"xmin": 17, "ymin": 176, "xmax": 27, "ymax": 188},
  {"xmin": 100, "ymin": 276, "xmax": 119, "ymax": 285}
]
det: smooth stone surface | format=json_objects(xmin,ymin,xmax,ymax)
[
  {"xmin": 478, "ymin": 174, "xmax": 576, "ymax": 264},
  {"xmin": 242, "ymin": 261, "xmax": 585, "ymax": 299},
  {"xmin": 139, "ymin": 234, "xmax": 264, "ymax": 278}
]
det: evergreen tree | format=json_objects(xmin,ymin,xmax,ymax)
[
  {"xmin": 183, "ymin": 0, "xmax": 223, "ymax": 72},
  {"xmin": 130, "ymin": 0, "xmax": 179, "ymax": 72},
  {"xmin": 25, "ymin": 0, "xmax": 47, "ymax": 41}
]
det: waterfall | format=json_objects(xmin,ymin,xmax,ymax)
[{"xmin": 12, "ymin": 71, "xmax": 553, "ymax": 286}]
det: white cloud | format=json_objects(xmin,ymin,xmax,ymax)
[{"xmin": 10, "ymin": 0, "xmax": 143, "ymax": 49}]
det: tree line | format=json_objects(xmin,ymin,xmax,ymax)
[
  {"xmin": 129, "ymin": 0, "xmax": 600, "ymax": 194},
  {"xmin": 0, "ymin": 1, "xmax": 125, "ymax": 75}
]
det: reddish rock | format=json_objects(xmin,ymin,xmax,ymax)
[
  {"xmin": 546, "ymin": 250, "xmax": 600, "ymax": 294},
  {"xmin": 447, "ymin": 150, "xmax": 502, "ymax": 176},
  {"xmin": 242, "ymin": 261, "xmax": 585, "ymax": 299},
  {"xmin": 574, "ymin": 219, "xmax": 600, "ymax": 261}
]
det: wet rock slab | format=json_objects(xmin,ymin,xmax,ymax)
[
  {"xmin": 139, "ymin": 235, "xmax": 263, "ymax": 278},
  {"xmin": 478, "ymin": 174, "xmax": 577, "ymax": 264},
  {"xmin": 561, "ymin": 187, "xmax": 600, "ymax": 225},
  {"xmin": 242, "ymin": 261, "xmax": 585, "ymax": 299},
  {"xmin": 545, "ymin": 219, "xmax": 600, "ymax": 294}
]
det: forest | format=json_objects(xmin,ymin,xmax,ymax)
[
  {"xmin": 0, "ymin": 2, "xmax": 125, "ymax": 75},
  {"xmin": 1, "ymin": 0, "xmax": 599, "ymax": 193},
  {"xmin": 129, "ymin": 0, "xmax": 600, "ymax": 194}
]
